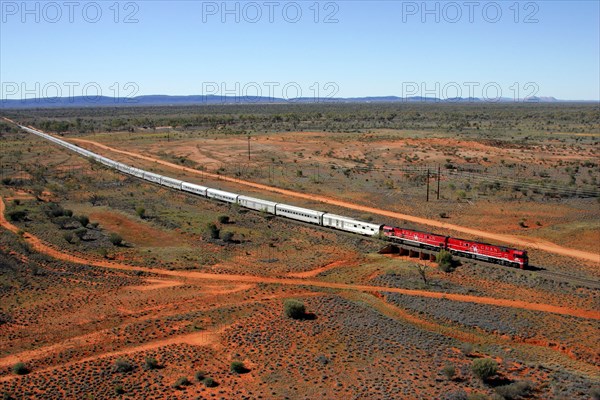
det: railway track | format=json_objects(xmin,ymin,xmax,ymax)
[
  {"xmin": 535, "ymin": 269, "xmax": 600, "ymax": 290},
  {"xmin": 6, "ymin": 119, "xmax": 600, "ymax": 291}
]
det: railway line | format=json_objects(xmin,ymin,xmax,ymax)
[
  {"xmin": 3, "ymin": 120, "xmax": 599, "ymax": 290},
  {"xmin": 535, "ymin": 269, "xmax": 600, "ymax": 290}
]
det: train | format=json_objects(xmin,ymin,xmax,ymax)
[{"xmin": 17, "ymin": 125, "xmax": 529, "ymax": 269}]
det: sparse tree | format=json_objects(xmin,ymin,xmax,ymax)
[{"xmin": 416, "ymin": 264, "xmax": 428, "ymax": 285}]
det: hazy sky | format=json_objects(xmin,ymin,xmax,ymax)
[{"xmin": 1, "ymin": 1, "xmax": 599, "ymax": 100}]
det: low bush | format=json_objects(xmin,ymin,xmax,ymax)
[
  {"xmin": 74, "ymin": 227, "xmax": 87, "ymax": 239},
  {"xmin": 442, "ymin": 390, "xmax": 467, "ymax": 400},
  {"xmin": 63, "ymin": 232, "xmax": 75, "ymax": 244},
  {"xmin": 144, "ymin": 357, "xmax": 160, "ymax": 370},
  {"xmin": 217, "ymin": 215, "xmax": 230, "ymax": 224},
  {"xmin": 207, "ymin": 223, "xmax": 220, "ymax": 239},
  {"xmin": 441, "ymin": 363, "xmax": 456, "ymax": 380},
  {"xmin": 467, "ymin": 394, "xmax": 489, "ymax": 400},
  {"xmin": 461, "ymin": 343, "xmax": 474, "ymax": 356},
  {"xmin": 135, "ymin": 206, "xmax": 146, "ymax": 219},
  {"xmin": 437, "ymin": 250, "xmax": 455, "ymax": 272},
  {"xmin": 172, "ymin": 377, "xmax": 191, "ymax": 389},
  {"xmin": 495, "ymin": 381, "xmax": 532, "ymax": 399},
  {"xmin": 76, "ymin": 215, "xmax": 89, "ymax": 227},
  {"xmin": 7, "ymin": 210, "xmax": 27, "ymax": 222},
  {"xmin": 203, "ymin": 377, "xmax": 217, "ymax": 388},
  {"xmin": 284, "ymin": 299, "xmax": 306, "ymax": 319},
  {"xmin": 194, "ymin": 371, "xmax": 206, "ymax": 382},
  {"xmin": 109, "ymin": 233, "xmax": 123, "ymax": 246},
  {"xmin": 222, "ymin": 231, "xmax": 234, "ymax": 243},
  {"xmin": 230, "ymin": 361, "xmax": 247, "ymax": 374},
  {"xmin": 113, "ymin": 358, "xmax": 133, "ymax": 373},
  {"xmin": 11, "ymin": 362, "xmax": 28, "ymax": 375},
  {"xmin": 472, "ymin": 358, "xmax": 498, "ymax": 381},
  {"xmin": 114, "ymin": 385, "xmax": 125, "ymax": 395}
]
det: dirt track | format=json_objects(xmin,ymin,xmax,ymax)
[
  {"xmin": 1, "ymin": 197, "xmax": 598, "ymax": 321},
  {"xmin": 68, "ymin": 137, "xmax": 600, "ymax": 264}
]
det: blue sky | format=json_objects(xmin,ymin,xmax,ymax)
[{"xmin": 1, "ymin": 1, "xmax": 599, "ymax": 100}]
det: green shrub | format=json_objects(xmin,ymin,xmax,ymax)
[
  {"xmin": 207, "ymin": 223, "xmax": 220, "ymax": 239},
  {"xmin": 194, "ymin": 371, "xmax": 206, "ymax": 382},
  {"xmin": 472, "ymin": 358, "xmax": 498, "ymax": 381},
  {"xmin": 63, "ymin": 232, "xmax": 75, "ymax": 244},
  {"xmin": 437, "ymin": 250, "xmax": 455, "ymax": 272},
  {"xmin": 135, "ymin": 206, "xmax": 146, "ymax": 219},
  {"xmin": 284, "ymin": 299, "xmax": 306, "ymax": 319},
  {"xmin": 442, "ymin": 390, "xmax": 467, "ymax": 400},
  {"xmin": 230, "ymin": 361, "xmax": 247, "ymax": 374},
  {"xmin": 114, "ymin": 385, "xmax": 125, "ymax": 395},
  {"xmin": 144, "ymin": 357, "xmax": 160, "ymax": 370},
  {"xmin": 467, "ymin": 394, "xmax": 489, "ymax": 400},
  {"xmin": 44, "ymin": 203, "xmax": 65, "ymax": 218},
  {"xmin": 2, "ymin": 391, "xmax": 15, "ymax": 400},
  {"xmin": 11, "ymin": 362, "xmax": 28, "ymax": 375},
  {"xmin": 217, "ymin": 215, "xmax": 229, "ymax": 224},
  {"xmin": 76, "ymin": 215, "xmax": 89, "ymax": 227},
  {"xmin": 495, "ymin": 381, "xmax": 532, "ymax": 399},
  {"xmin": 222, "ymin": 231, "xmax": 234, "ymax": 243},
  {"xmin": 172, "ymin": 376, "xmax": 191, "ymax": 389},
  {"xmin": 441, "ymin": 363, "xmax": 456, "ymax": 380},
  {"xmin": 461, "ymin": 343, "xmax": 474, "ymax": 355},
  {"xmin": 113, "ymin": 358, "xmax": 133, "ymax": 373},
  {"xmin": 74, "ymin": 227, "xmax": 87, "ymax": 239},
  {"xmin": 203, "ymin": 377, "xmax": 217, "ymax": 387},
  {"xmin": 7, "ymin": 210, "xmax": 27, "ymax": 222},
  {"xmin": 109, "ymin": 233, "xmax": 123, "ymax": 246}
]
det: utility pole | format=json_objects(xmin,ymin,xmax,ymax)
[
  {"xmin": 316, "ymin": 163, "xmax": 320, "ymax": 183},
  {"xmin": 426, "ymin": 168, "xmax": 430, "ymax": 202},
  {"xmin": 437, "ymin": 164, "xmax": 441, "ymax": 200}
]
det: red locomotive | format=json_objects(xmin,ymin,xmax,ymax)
[
  {"xmin": 382, "ymin": 226, "xmax": 529, "ymax": 269},
  {"xmin": 382, "ymin": 226, "xmax": 447, "ymax": 249}
]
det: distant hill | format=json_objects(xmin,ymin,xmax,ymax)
[{"xmin": 0, "ymin": 94, "xmax": 589, "ymax": 109}]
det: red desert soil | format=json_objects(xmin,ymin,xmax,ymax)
[
  {"xmin": 1, "ymin": 197, "xmax": 598, "ymax": 321},
  {"xmin": 0, "ymin": 327, "xmax": 222, "ymax": 381},
  {"xmin": 127, "ymin": 278, "xmax": 183, "ymax": 291},
  {"xmin": 286, "ymin": 257, "xmax": 360, "ymax": 278},
  {"xmin": 88, "ymin": 210, "xmax": 187, "ymax": 247},
  {"xmin": 68, "ymin": 137, "xmax": 600, "ymax": 263}
]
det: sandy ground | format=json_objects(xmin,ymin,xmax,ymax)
[
  {"xmin": 68, "ymin": 137, "xmax": 599, "ymax": 263},
  {"xmin": 2, "ymin": 197, "xmax": 597, "ymax": 321}
]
